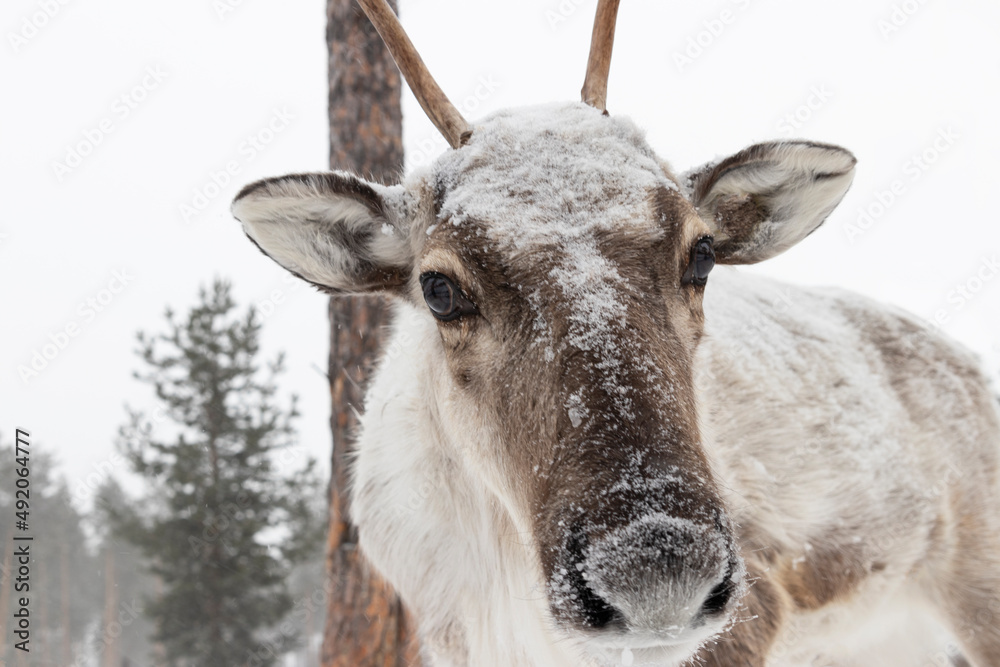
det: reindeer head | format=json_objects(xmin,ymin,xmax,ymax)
[{"xmin": 231, "ymin": 1, "xmax": 855, "ymax": 662}]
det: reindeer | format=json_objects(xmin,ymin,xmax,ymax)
[{"xmin": 230, "ymin": 1, "xmax": 1000, "ymax": 664}]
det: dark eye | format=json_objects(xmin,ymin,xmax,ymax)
[
  {"xmin": 682, "ymin": 237, "xmax": 715, "ymax": 287},
  {"xmin": 419, "ymin": 272, "xmax": 478, "ymax": 322}
]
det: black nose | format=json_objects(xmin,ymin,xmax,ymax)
[
  {"xmin": 699, "ymin": 572, "xmax": 736, "ymax": 616},
  {"xmin": 566, "ymin": 530, "xmax": 620, "ymax": 629}
]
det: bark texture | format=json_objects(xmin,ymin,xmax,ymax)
[{"xmin": 322, "ymin": 1, "xmax": 419, "ymax": 665}]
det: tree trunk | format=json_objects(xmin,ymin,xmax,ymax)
[
  {"xmin": 61, "ymin": 544, "xmax": 71, "ymax": 665},
  {"xmin": 102, "ymin": 548, "xmax": 119, "ymax": 667},
  {"xmin": 152, "ymin": 577, "xmax": 167, "ymax": 666},
  {"xmin": 322, "ymin": 1, "xmax": 419, "ymax": 666}
]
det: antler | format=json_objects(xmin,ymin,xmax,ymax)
[
  {"xmin": 356, "ymin": 0, "xmax": 472, "ymax": 149},
  {"xmin": 581, "ymin": 0, "xmax": 621, "ymax": 112}
]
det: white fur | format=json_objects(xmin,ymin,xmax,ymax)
[
  {"xmin": 351, "ymin": 307, "xmax": 581, "ymax": 666},
  {"xmin": 231, "ymin": 173, "xmax": 410, "ymax": 291},
  {"xmin": 350, "ymin": 268, "xmax": 998, "ymax": 666}
]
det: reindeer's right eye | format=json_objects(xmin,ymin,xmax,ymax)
[{"xmin": 420, "ymin": 272, "xmax": 478, "ymax": 322}]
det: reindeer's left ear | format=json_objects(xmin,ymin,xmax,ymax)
[
  {"xmin": 683, "ymin": 141, "xmax": 856, "ymax": 264},
  {"xmin": 231, "ymin": 172, "xmax": 412, "ymax": 294}
]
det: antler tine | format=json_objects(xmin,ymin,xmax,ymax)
[
  {"xmin": 356, "ymin": 0, "xmax": 472, "ymax": 149},
  {"xmin": 581, "ymin": 0, "xmax": 621, "ymax": 112}
]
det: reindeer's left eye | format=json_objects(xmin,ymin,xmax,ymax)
[
  {"xmin": 682, "ymin": 237, "xmax": 715, "ymax": 287},
  {"xmin": 420, "ymin": 272, "xmax": 478, "ymax": 322}
]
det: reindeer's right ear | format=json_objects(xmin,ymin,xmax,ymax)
[{"xmin": 231, "ymin": 172, "xmax": 412, "ymax": 294}]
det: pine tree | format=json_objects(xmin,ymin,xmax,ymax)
[
  {"xmin": 91, "ymin": 479, "xmax": 157, "ymax": 666},
  {"xmin": 0, "ymin": 437, "xmax": 97, "ymax": 664},
  {"xmin": 111, "ymin": 279, "xmax": 322, "ymax": 666}
]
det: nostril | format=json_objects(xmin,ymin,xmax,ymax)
[
  {"xmin": 700, "ymin": 575, "xmax": 735, "ymax": 616},
  {"xmin": 566, "ymin": 530, "xmax": 619, "ymax": 629},
  {"xmin": 573, "ymin": 572, "xmax": 618, "ymax": 628}
]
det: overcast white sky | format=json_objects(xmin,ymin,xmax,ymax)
[{"xmin": 3, "ymin": 0, "xmax": 999, "ymax": 513}]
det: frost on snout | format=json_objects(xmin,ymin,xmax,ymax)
[
  {"xmin": 578, "ymin": 514, "xmax": 741, "ymax": 628},
  {"xmin": 541, "ymin": 463, "xmax": 745, "ymax": 641}
]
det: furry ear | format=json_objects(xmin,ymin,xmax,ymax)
[
  {"xmin": 232, "ymin": 172, "xmax": 412, "ymax": 294},
  {"xmin": 683, "ymin": 141, "xmax": 856, "ymax": 264}
]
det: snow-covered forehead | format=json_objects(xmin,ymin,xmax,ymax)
[
  {"xmin": 433, "ymin": 102, "xmax": 676, "ymax": 250},
  {"xmin": 429, "ymin": 104, "xmax": 691, "ymax": 428}
]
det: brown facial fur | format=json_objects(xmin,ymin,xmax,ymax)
[
  {"xmin": 416, "ymin": 181, "xmax": 737, "ymax": 630},
  {"xmin": 710, "ymin": 194, "xmax": 768, "ymax": 263}
]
